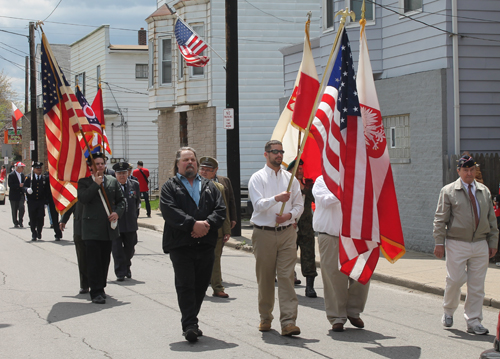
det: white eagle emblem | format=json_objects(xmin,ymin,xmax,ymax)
[{"xmin": 361, "ymin": 105, "xmax": 385, "ymax": 152}]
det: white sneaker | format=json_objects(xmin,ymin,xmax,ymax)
[
  {"xmin": 467, "ymin": 323, "xmax": 489, "ymax": 335},
  {"xmin": 442, "ymin": 314, "xmax": 453, "ymax": 327}
]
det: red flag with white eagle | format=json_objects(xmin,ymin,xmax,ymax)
[{"xmin": 12, "ymin": 102, "xmax": 23, "ymax": 135}]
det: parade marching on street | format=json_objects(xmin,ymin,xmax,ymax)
[{"xmin": 1, "ymin": 197, "xmax": 500, "ymax": 358}]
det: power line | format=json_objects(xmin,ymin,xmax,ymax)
[
  {"xmin": 241, "ymin": 0, "xmax": 320, "ymax": 23},
  {"xmin": 0, "ymin": 28, "xmax": 28, "ymax": 37},
  {"xmin": 43, "ymin": 0, "xmax": 64, "ymax": 23}
]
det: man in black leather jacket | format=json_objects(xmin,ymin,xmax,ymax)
[{"xmin": 160, "ymin": 147, "xmax": 226, "ymax": 343}]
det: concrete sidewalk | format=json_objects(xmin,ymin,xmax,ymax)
[{"xmin": 138, "ymin": 210, "xmax": 500, "ymax": 309}]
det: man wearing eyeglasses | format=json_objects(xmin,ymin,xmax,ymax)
[
  {"xmin": 248, "ymin": 140, "xmax": 304, "ymax": 336},
  {"xmin": 433, "ymin": 154, "xmax": 498, "ymax": 335}
]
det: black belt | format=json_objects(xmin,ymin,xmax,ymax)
[{"xmin": 254, "ymin": 224, "xmax": 292, "ymax": 232}]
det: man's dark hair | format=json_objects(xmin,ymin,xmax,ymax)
[
  {"xmin": 173, "ymin": 147, "xmax": 198, "ymax": 176},
  {"xmin": 137, "ymin": 161, "xmax": 143, "ymax": 166},
  {"xmin": 265, "ymin": 140, "xmax": 282, "ymax": 152}
]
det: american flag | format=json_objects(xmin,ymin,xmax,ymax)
[
  {"xmin": 310, "ymin": 30, "xmax": 380, "ymax": 284},
  {"xmin": 174, "ymin": 18, "xmax": 209, "ymax": 67},
  {"xmin": 41, "ymin": 33, "xmax": 90, "ymax": 214}
]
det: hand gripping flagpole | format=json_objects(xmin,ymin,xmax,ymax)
[
  {"xmin": 41, "ymin": 29, "xmax": 115, "ymax": 228},
  {"xmin": 276, "ymin": 9, "xmax": 355, "ymax": 226}
]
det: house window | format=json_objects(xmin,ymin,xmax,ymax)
[
  {"xmin": 148, "ymin": 40, "xmax": 154, "ymax": 87},
  {"xmin": 96, "ymin": 65, "xmax": 101, "ymax": 87},
  {"xmin": 325, "ymin": 0, "xmax": 334, "ymax": 30},
  {"xmin": 136, "ymin": 64, "xmax": 148, "ymax": 79},
  {"xmin": 191, "ymin": 24, "xmax": 205, "ymax": 77},
  {"xmin": 349, "ymin": 0, "xmax": 374, "ymax": 21},
  {"xmin": 161, "ymin": 38, "xmax": 172, "ymax": 84},
  {"xmin": 178, "ymin": 55, "xmax": 184, "ymax": 79},
  {"xmin": 383, "ymin": 114, "xmax": 410, "ymax": 164},
  {"xmin": 75, "ymin": 72, "xmax": 85, "ymax": 95},
  {"xmin": 401, "ymin": 0, "xmax": 422, "ymax": 14}
]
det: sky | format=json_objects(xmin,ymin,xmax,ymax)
[{"xmin": 0, "ymin": 0, "xmax": 162, "ymax": 104}]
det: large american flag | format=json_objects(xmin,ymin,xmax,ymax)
[
  {"xmin": 174, "ymin": 18, "xmax": 209, "ymax": 67},
  {"xmin": 310, "ymin": 30, "xmax": 380, "ymax": 285},
  {"xmin": 41, "ymin": 33, "xmax": 90, "ymax": 214}
]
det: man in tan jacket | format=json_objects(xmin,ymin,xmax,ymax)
[{"xmin": 433, "ymin": 154, "xmax": 498, "ymax": 335}]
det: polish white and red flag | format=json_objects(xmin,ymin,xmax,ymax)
[
  {"xmin": 271, "ymin": 21, "xmax": 321, "ymax": 180},
  {"xmin": 12, "ymin": 102, "xmax": 23, "ymax": 135}
]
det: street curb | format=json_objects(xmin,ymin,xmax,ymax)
[{"xmin": 138, "ymin": 222, "xmax": 500, "ymax": 310}]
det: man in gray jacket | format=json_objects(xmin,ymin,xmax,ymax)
[{"xmin": 433, "ymin": 154, "xmax": 498, "ymax": 335}]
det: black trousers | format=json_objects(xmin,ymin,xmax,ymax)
[
  {"xmin": 169, "ymin": 244, "xmax": 215, "ymax": 331},
  {"xmin": 85, "ymin": 240, "xmax": 112, "ymax": 299},
  {"xmin": 48, "ymin": 200, "xmax": 62, "ymax": 238},
  {"xmin": 10, "ymin": 199, "xmax": 25, "ymax": 226},
  {"xmin": 112, "ymin": 231, "xmax": 138, "ymax": 278},
  {"xmin": 74, "ymin": 234, "xmax": 89, "ymax": 290},
  {"xmin": 27, "ymin": 200, "xmax": 44, "ymax": 238},
  {"xmin": 140, "ymin": 192, "xmax": 151, "ymax": 217}
]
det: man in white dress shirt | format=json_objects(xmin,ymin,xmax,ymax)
[
  {"xmin": 248, "ymin": 140, "xmax": 304, "ymax": 336},
  {"xmin": 313, "ymin": 175, "xmax": 370, "ymax": 332},
  {"xmin": 433, "ymin": 154, "xmax": 498, "ymax": 335}
]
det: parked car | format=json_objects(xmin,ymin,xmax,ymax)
[
  {"xmin": 240, "ymin": 183, "xmax": 253, "ymax": 219},
  {"xmin": 0, "ymin": 181, "xmax": 5, "ymax": 205}
]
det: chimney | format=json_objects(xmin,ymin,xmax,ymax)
[{"xmin": 138, "ymin": 28, "xmax": 147, "ymax": 45}]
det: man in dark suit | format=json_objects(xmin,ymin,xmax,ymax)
[
  {"xmin": 112, "ymin": 162, "xmax": 141, "ymax": 281},
  {"xmin": 78, "ymin": 153, "xmax": 125, "ymax": 304},
  {"xmin": 8, "ymin": 162, "xmax": 27, "ymax": 228},
  {"xmin": 24, "ymin": 162, "xmax": 49, "ymax": 241}
]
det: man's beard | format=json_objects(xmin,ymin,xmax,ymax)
[
  {"xmin": 184, "ymin": 166, "xmax": 196, "ymax": 178},
  {"xmin": 270, "ymin": 158, "xmax": 282, "ymax": 168}
]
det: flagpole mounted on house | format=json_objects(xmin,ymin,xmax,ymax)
[{"xmin": 276, "ymin": 9, "xmax": 355, "ymax": 225}]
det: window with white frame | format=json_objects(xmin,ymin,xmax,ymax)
[
  {"xmin": 178, "ymin": 55, "xmax": 184, "ymax": 80},
  {"xmin": 75, "ymin": 72, "xmax": 85, "ymax": 95},
  {"xmin": 136, "ymin": 64, "xmax": 148, "ymax": 79},
  {"xmin": 161, "ymin": 38, "xmax": 172, "ymax": 84},
  {"xmin": 349, "ymin": 0, "xmax": 374, "ymax": 22},
  {"xmin": 191, "ymin": 24, "xmax": 205, "ymax": 77},
  {"xmin": 148, "ymin": 40, "xmax": 154, "ymax": 87},
  {"xmin": 324, "ymin": 0, "xmax": 334, "ymax": 31},
  {"xmin": 383, "ymin": 114, "xmax": 410, "ymax": 163},
  {"xmin": 401, "ymin": 0, "xmax": 422, "ymax": 14}
]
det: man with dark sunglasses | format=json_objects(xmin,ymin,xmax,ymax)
[{"xmin": 248, "ymin": 140, "xmax": 304, "ymax": 336}]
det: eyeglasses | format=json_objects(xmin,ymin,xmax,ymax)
[
  {"xmin": 199, "ymin": 167, "xmax": 214, "ymax": 172},
  {"xmin": 266, "ymin": 150, "xmax": 285, "ymax": 155}
]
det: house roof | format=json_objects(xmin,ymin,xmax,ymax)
[
  {"xmin": 145, "ymin": 4, "xmax": 173, "ymax": 22},
  {"xmin": 108, "ymin": 45, "xmax": 148, "ymax": 51}
]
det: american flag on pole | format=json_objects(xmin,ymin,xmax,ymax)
[
  {"xmin": 41, "ymin": 33, "xmax": 90, "ymax": 214},
  {"xmin": 310, "ymin": 30, "xmax": 379, "ymax": 285},
  {"xmin": 174, "ymin": 18, "xmax": 209, "ymax": 67}
]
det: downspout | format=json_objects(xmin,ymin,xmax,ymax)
[{"xmin": 452, "ymin": 0, "xmax": 460, "ymax": 155}]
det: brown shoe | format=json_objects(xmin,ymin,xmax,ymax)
[
  {"xmin": 213, "ymin": 291, "xmax": 229, "ymax": 298},
  {"xmin": 332, "ymin": 323, "xmax": 344, "ymax": 332},
  {"xmin": 259, "ymin": 320, "xmax": 271, "ymax": 332},
  {"xmin": 347, "ymin": 316, "xmax": 364, "ymax": 328},
  {"xmin": 281, "ymin": 324, "xmax": 301, "ymax": 336}
]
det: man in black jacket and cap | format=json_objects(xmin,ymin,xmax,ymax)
[
  {"xmin": 112, "ymin": 162, "xmax": 141, "ymax": 282},
  {"xmin": 160, "ymin": 147, "xmax": 226, "ymax": 343}
]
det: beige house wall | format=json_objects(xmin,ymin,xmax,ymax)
[{"xmin": 157, "ymin": 105, "xmax": 216, "ymax": 187}]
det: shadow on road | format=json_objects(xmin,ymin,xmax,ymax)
[
  {"xmin": 446, "ymin": 328, "xmax": 494, "ymax": 342},
  {"xmin": 47, "ymin": 296, "xmax": 129, "ymax": 323},
  {"xmin": 169, "ymin": 336, "xmax": 238, "ymax": 351}
]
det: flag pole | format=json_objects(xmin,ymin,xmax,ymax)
[
  {"xmin": 41, "ymin": 30, "xmax": 113, "ymax": 216},
  {"xmin": 276, "ymin": 8, "xmax": 355, "ymax": 224},
  {"xmin": 98, "ymin": 80, "xmax": 105, "ymax": 153}
]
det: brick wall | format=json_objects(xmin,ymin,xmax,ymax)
[
  {"xmin": 376, "ymin": 69, "xmax": 447, "ymax": 253},
  {"xmin": 157, "ymin": 105, "xmax": 216, "ymax": 187}
]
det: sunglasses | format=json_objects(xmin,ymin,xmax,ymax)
[{"xmin": 266, "ymin": 150, "xmax": 285, "ymax": 155}]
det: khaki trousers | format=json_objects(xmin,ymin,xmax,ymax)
[
  {"xmin": 252, "ymin": 226, "xmax": 298, "ymax": 328},
  {"xmin": 443, "ymin": 239, "xmax": 489, "ymax": 327},
  {"xmin": 211, "ymin": 236, "xmax": 225, "ymax": 293},
  {"xmin": 318, "ymin": 233, "xmax": 370, "ymax": 325}
]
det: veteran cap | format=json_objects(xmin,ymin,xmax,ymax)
[
  {"xmin": 128, "ymin": 163, "xmax": 133, "ymax": 170},
  {"xmin": 286, "ymin": 158, "xmax": 304, "ymax": 171},
  {"xmin": 32, "ymin": 162, "xmax": 43, "ymax": 169},
  {"xmin": 457, "ymin": 155, "xmax": 476, "ymax": 168},
  {"xmin": 112, "ymin": 162, "xmax": 129, "ymax": 173},
  {"xmin": 199, "ymin": 156, "xmax": 219, "ymax": 169}
]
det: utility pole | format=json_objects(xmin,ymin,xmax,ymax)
[
  {"xmin": 29, "ymin": 22, "xmax": 38, "ymax": 162},
  {"xmin": 225, "ymin": 1, "xmax": 241, "ymax": 236},
  {"xmin": 25, "ymin": 56, "xmax": 29, "ymax": 114}
]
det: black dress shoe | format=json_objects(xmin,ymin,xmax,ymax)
[
  {"xmin": 54, "ymin": 236, "xmax": 61, "ymax": 241},
  {"xmin": 92, "ymin": 295, "xmax": 106, "ymax": 304},
  {"xmin": 31, "ymin": 237, "xmax": 37, "ymax": 241},
  {"xmin": 79, "ymin": 288, "xmax": 89, "ymax": 294},
  {"xmin": 126, "ymin": 271, "xmax": 132, "ymax": 279},
  {"xmin": 117, "ymin": 277, "xmax": 125, "ymax": 282},
  {"xmin": 19, "ymin": 224, "xmax": 23, "ymax": 228},
  {"xmin": 14, "ymin": 224, "xmax": 19, "ymax": 228},
  {"xmin": 37, "ymin": 232, "xmax": 42, "ymax": 239},
  {"xmin": 183, "ymin": 327, "xmax": 199, "ymax": 343}
]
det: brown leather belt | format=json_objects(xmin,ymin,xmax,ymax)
[{"xmin": 254, "ymin": 224, "xmax": 292, "ymax": 232}]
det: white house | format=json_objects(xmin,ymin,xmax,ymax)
[{"xmin": 70, "ymin": 25, "xmax": 158, "ymax": 171}]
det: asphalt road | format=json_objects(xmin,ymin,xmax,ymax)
[{"xmin": 0, "ymin": 202, "xmax": 498, "ymax": 358}]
